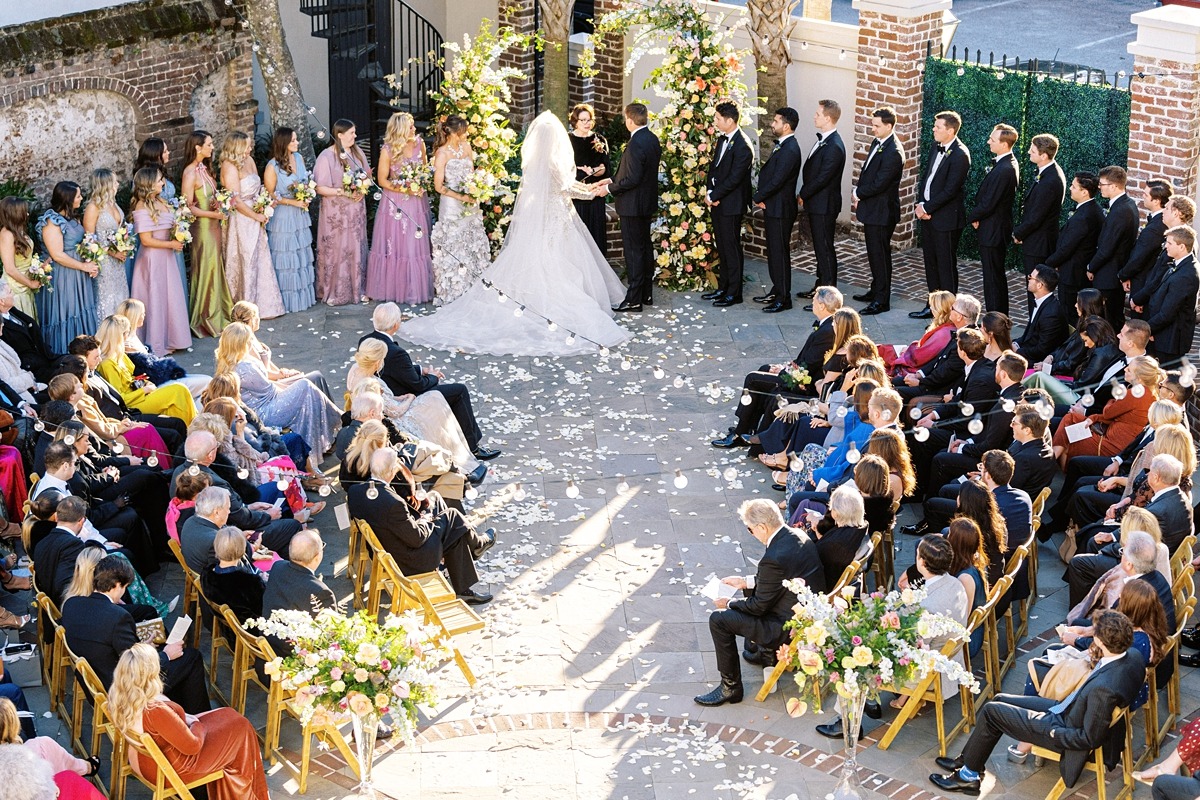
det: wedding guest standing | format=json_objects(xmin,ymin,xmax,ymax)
[
  {"xmin": 429, "ymin": 115, "xmax": 491, "ymax": 305},
  {"xmin": 1043, "ymin": 172, "xmax": 1104, "ymax": 323},
  {"xmin": 968, "ymin": 124, "xmax": 1019, "ymax": 315},
  {"xmin": 366, "ymin": 112, "xmax": 434, "ymax": 304},
  {"xmin": 264, "ymin": 127, "xmax": 316, "ymax": 313},
  {"xmin": 751, "ymin": 108, "xmax": 803, "ymax": 313},
  {"xmin": 796, "ymin": 100, "xmax": 846, "ymax": 299},
  {"xmin": 0, "ymin": 198, "xmax": 40, "ymax": 319},
  {"xmin": 181, "ymin": 131, "xmax": 234, "ymax": 337},
  {"xmin": 1088, "ymin": 165, "xmax": 1140, "ymax": 332},
  {"xmin": 854, "ymin": 108, "xmax": 905, "ymax": 315},
  {"xmin": 568, "ymin": 103, "xmax": 612, "ymax": 257},
  {"xmin": 314, "ymin": 118, "xmax": 369, "ymax": 306},
  {"xmin": 129, "ymin": 168, "xmax": 192, "ymax": 355},
  {"xmin": 911, "ymin": 111, "xmax": 970, "ymax": 318},
  {"xmin": 82, "ymin": 169, "xmax": 131, "ymax": 319},
  {"xmin": 36, "ymin": 182, "xmax": 97, "ymax": 353},
  {"xmin": 702, "ymin": 101, "xmax": 752, "ymax": 308},
  {"xmin": 219, "ymin": 132, "xmax": 285, "ymax": 318}
]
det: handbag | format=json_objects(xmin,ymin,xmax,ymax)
[{"xmin": 1030, "ymin": 649, "xmax": 1093, "ymax": 701}]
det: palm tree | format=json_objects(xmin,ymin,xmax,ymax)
[
  {"xmin": 746, "ymin": 0, "xmax": 799, "ymax": 160},
  {"xmin": 540, "ymin": 0, "xmax": 574, "ymax": 119},
  {"xmin": 244, "ymin": 0, "xmax": 315, "ymax": 163}
]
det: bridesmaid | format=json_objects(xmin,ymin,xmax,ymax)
[
  {"xmin": 568, "ymin": 103, "xmax": 611, "ymax": 256},
  {"xmin": 0, "ymin": 197, "xmax": 40, "ymax": 319},
  {"xmin": 219, "ymin": 132, "xmax": 285, "ymax": 318},
  {"xmin": 263, "ymin": 127, "xmax": 316, "ymax": 313},
  {"xmin": 129, "ymin": 167, "xmax": 192, "ymax": 355},
  {"xmin": 181, "ymin": 130, "xmax": 234, "ymax": 337},
  {"xmin": 366, "ymin": 112, "xmax": 433, "ymax": 303},
  {"xmin": 35, "ymin": 182, "xmax": 98, "ymax": 354},
  {"xmin": 313, "ymin": 118, "xmax": 369, "ymax": 306},
  {"xmin": 82, "ymin": 169, "xmax": 132, "ymax": 319},
  {"xmin": 132, "ymin": 138, "xmax": 188, "ymax": 301}
]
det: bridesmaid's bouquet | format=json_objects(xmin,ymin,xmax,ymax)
[
  {"xmin": 76, "ymin": 233, "xmax": 107, "ymax": 267},
  {"xmin": 460, "ymin": 169, "xmax": 499, "ymax": 209},
  {"xmin": 108, "ymin": 223, "xmax": 136, "ymax": 258},
  {"xmin": 251, "ymin": 187, "xmax": 275, "ymax": 220},
  {"xmin": 26, "ymin": 255, "xmax": 52, "ymax": 291},
  {"xmin": 393, "ymin": 162, "xmax": 432, "ymax": 196},
  {"xmin": 213, "ymin": 189, "xmax": 234, "ymax": 222},
  {"xmin": 291, "ymin": 178, "xmax": 318, "ymax": 205},
  {"xmin": 171, "ymin": 216, "xmax": 193, "ymax": 245},
  {"xmin": 343, "ymin": 169, "xmax": 373, "ymax": 199}
]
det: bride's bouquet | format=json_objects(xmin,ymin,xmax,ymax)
[
  {"xmin": 343, "ymin": 169, "xmax": 373, "ymax": 199},
  {"xmin": 459, "ymin": 169, "xmax": 498, "ymax": 211},
  {"xmin": 393, "ymin": 162, "xmax": 432, "ymax": 196}
]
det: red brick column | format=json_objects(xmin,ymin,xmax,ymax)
[
  {"xmin": 853, "ymin": 0, "xmax": 948, "ymax": 249},
  {"xmin": 590, "ymin": 0, "xmax": 626, "ymax": 124},
  {"xmin": 499, "ymin": 0, "xmax": 539, "ymax": 128}
]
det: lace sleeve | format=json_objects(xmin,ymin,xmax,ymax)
[{"xmin": 565, "ymin": 181, "xmax": 597, "ymax": 201}]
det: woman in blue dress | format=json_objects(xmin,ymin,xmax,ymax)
[
  {"xmin": 263, "ymin": 127, "xmax": 316, "ymax": 313},
  {"xmin": 36, "ymin": 182, "xmax": 98, "ymax": 353},
  {"xmin": 131, "ymin": 138, "xmax": 188, "ymax": 305}
]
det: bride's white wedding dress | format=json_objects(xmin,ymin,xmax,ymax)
[{"xmin": 400, "ymin": 112, "xmax": 631, "ymax": 357}]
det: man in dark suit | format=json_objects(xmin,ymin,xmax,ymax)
[
  {"xmin": 61, "ymin": 556, "xmax": 209, "ymax": 713},
  {"xmin": 911, "ymin": 111, "xmax": 970, "ymax": 318},
  {"xmin": 1044, "ymin": 173, "xmax": 1104, "ymax": 324},
  {"xmin": 702, "ymin": 102, "xmax": 753, "ymax": 308},
  {"xmin": 1012, "ymin": 134, "xmax": 1066, "ymax": 280},
  {"xmin": 711, "ymin": 288, "xmax": 840, "ymax": 447},
  {"xmin": 796, "ymin": 100, "xmax": 846, "ymax": 298},
  {"xmin": 894, "ymin": 293, "xmax": 980, "ymax": 406},
  {"xmin": 1118, "ymin": 179, "xmax": 1171, "ymax": 299},
  {"xmin": 930, "ymin": 610, "xmax": 1145, "ymax": 795},
  {"xmin": 363, "ymin": 302, "xmax": 498, "ymax": 460},
  {"xmin": 1087, "ymin": 166, "xmax": 1141, "ymax": 332},
  {"xmin": 30, "ymin": 503, "xmax": 93, "ymax": 608},
  {"xmin": 752, "ymin": 108, "xmax": 804, "ymax": 313},
  {"xmin": 599, "ymin": 102, "xmax": 661, "ymax": 312},
  {"xmin": 346, "ymin": 448, "xmax": 495, "ymax": 605},
  {"xmin": 968, "ymin": 124, "xmax": 1019, "ymax": 314},
  {"xmin": 1144, "ymin": 226, "xmax": 1199, "ymax": 368},
  {"xmin": 1130, "ymin": 195, "xmax": 1195, "ymax": 316},
  {"xmin": 179, "ymin": 486, "xmax": 232, "ymax": 574},
  {"xmin": 854, "ymin": 107, "xmax": 904, "ymax": 315},
  {"xmin": 1014, "ymin": 265, "xmax": 1069, "ymax": 364},
  {"xmin": 0, "ymin": 288, "xmax": 59, "ymax": 382},
  {"xmin": 1006, "ymin": 405, "xmax": 1060, "ymax": 501},
  {"xmin": 262, "ymin": 529, "xmax": 338, "ymax": 618},
  {"xmin": 694, "ymin": 499, "xmax": 825, "ymax": 706}
]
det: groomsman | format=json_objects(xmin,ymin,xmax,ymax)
[
  {"xmin": 911, "ymin": 111, "xmax": 970, "ymax": 319},
  {"xmin": 1043, "ymin": 172, "xmax": 1104, "ymax": 323},
  {"xmin": 1118, "ymin": 179, "xmax": 1171, "ymax": 298},
  {"xmin": 752, "ymin": 108, "xmax": 803, "ymax": 313},
  {"xmin": 1143, "ymin": 225, "xmax": 1199, "ymax": 368},
  {"xmin": 795, "ymin": 100, "xmax": 846, "ymax": 302},
  {"xmin": 1011, "ymin": 134, "xmax": 1066, "ymax": 279},
  {"xmin": 1131, "ymin": 196, "xmax": 1196, "ymax": 317},
  {"xmin": 702, "ymin": 102, "xmax": 753, "ymax": 307},
  {"xmin": 602, "ymin": 102, "xmax": 662, "ymax": 313},
  {"xmin": 853, "ymin": 107, "xmax": 904, "ymax": 316},
  {"xmin": 967, "ymin": 123, "xmax": 1019, "ymax": 314},
  {"xmin": 1087, "ymin": 165, "xmax": 1140, "ymax": 331}
]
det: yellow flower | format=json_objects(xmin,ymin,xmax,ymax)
[
  {"xmin": 805, "ymin": 623, "xmax": 828, "ymax": 646},
  {"xmin": 797, "ymin": 649, "xmax": 822, "ymax": 676},
  {"xmin": 786, "ymin": 697, "xmax": 808, "ymax": 717},
  {"xmin": 852, "ymin": 645, "xmax": 874, "ymax": 667},
  {"xmin": 840, "ymin": 655, "xmax": 857, "ymax": 671},
  {"xmin": 375, "ymin": 693, "xmax": 390, "ymax": 708}
]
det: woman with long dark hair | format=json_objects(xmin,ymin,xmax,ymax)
[
  {"xmin": 35, "ymin": 182, "xmax": 97, "ymax": 353},
  {"xmin": 313, "ymin": 118, "xmax": 369, "ymax": 305},
  {"xmin": 263, "ymin": 126, "xmax": 316, "ymax": 312},
  {"xmin": 955, "ymin": 479, "xmax": 1009, "ymax": 587},
  {"xmin": 0, "ymin": 198, "xmax": 40, "ymax": 319},
  {"xmin": 181, "ymin": 130, "xmax": 234, "ymax": 336}
]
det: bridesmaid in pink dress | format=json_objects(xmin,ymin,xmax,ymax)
[
  {"xmin": 129, "ymin": 168, "xmax": 192, "ymax": 354},
  {"xmin": 366, "ymin": 112, "xmax": 433, "ymax": 303},
  {"xmin": 314, "ymin": 118, "xmax": 369, "ymax": 306},
  {"xmin": 219, "ymin": 132, "xmax": 286, "ymax": 318}
]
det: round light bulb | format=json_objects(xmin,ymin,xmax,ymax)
[
  {"xmin": 1080, "ymin": 391, "xmax": 1095, "ymax": 408},
  {"xmin": 514, "ymin": 305, "xmax": 524, "ymax": 317},
  {"xmin": 33, "ymin": 422, "xmax": 44, "ymax": 432},
  {"xmin": 548, "ymin": 321, "xmax": 558, "ymax": 332},
  {"xmin": 621, "ymin": 359, "xmax": 632, "ymax": 370},
  {"xmin": 600, "ymin": 347, "xmax": 610, "ymax": 358},
  {"xmin": 880, "ymin": 409, "xmax": 893, "ymax": 421},
  {"xmin": 1038, "ymin": 402, "xmax": 1055, "ymax": 421},
  {"xmin": 372, "ymin": 192, "xmax": 382, "ymax": 201},
  {"xmin": 565, "ymin": 480, "xmax": 580, "ymax": 499},
  {"xmin": 835, "ymin": 406, "xmax": 847, "ymax": 418},
  {"xmin": 318, "ymin": 483, "xmax": 332, "ymax": 497},
  {"xmin": 673, "ymin": 469, "xmax": 688, "ymax": 489},
  {"xmin": 910, "ymin": 405, "xmax": 923, "ymax": 420},
  {"xmin": 1112, "ymin": 382, "xmax": 1128, "ymax": 401},
  {"xmin": 845, "ymin": 444, "xmax": 860, "ymax": 464},
  {"xmin": 63, "ymin": 435, "xmax": 75, "ymax": 445},
  {"xmin": 653, "ymin": 366, "xmax": 665, "ymax": 380},
  {"xmin": 913, "ymin": 426, "xmax": 930, "ymax": 442},
  {"xmin": 366, "ymin": 483, "xmax": 379, "ymax": 500},
  {"xmin": 188, "ymin": 464, "xmax": 200, "ymax": 476},
  {"xmin": 1131, "ymin": 383, "xmax": 1145, "ymax": 398},
  {"xmin": 497, "ymin": 292, "xmax": 507, "ymax": 303},
  {"xmin": 237, "ymin": 468, "xmax": 249, "ymax": 480},
  {"xmin": 968, "ymin": 416, "xmax": 984, "ymax": 435},
  {"xmin": 147, "ymin": 455, "xmax": 159, "ymax": 467},
  {"xmin": 790, "ymin": 455, "xmax": 803, "ymax": 472},
  {"xmin": 1001, "ymin": 398, "xmax": 1015, "ymax": 412},
  {"xmin": 513, "ymin": 483, "xmax": 527, "ymax": 502},
  {"xmin": 465, "ymin": 485, "xmax": 479, "ymax": 500},
  {"xmin": 277, "ymin": 478, "xmax": 289, "ymax": 492},
  {"xmin": 673, "ymin": 375, "xmax": 685, "ymax": 389},
  {"xmin": 566, "ymin": 334, "xmax": 577, "ymax": 346},
  {"xmin": 777, "ymin": 395, "xmax": 788, "ymax": 409},
  {"xmin": 722, "ymin": 467, "xmax": 738, "ymax": 482},
  {"xmin": 959, "ymin": 402, "xmax": 974, "ymax": 417},
  {"xmin": 112, "ymin": 442, "xmax": 124, "ymax": 454},
  {"xmin": 740, "ymin": 390, "xmax": 752, "ymax": 406}
]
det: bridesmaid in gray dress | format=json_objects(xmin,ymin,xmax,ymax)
[{"xmin": 82, "ymin": 169, "xmax": 131, "ymax": 319}]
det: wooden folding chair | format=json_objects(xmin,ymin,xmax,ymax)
[
  {"xmin": 122, "ymin": 728, "xmax": 225, "ymax": 800},
  {"xmin": 33, "ymin": 590, "xmax": 62, "ymax": 703},
  {"xmin": 828, "ymin": 532, "xmax": 881, "ymax": 597},
  {"xmin": 357, "ymin": 519, "xmax": 454, "ymax": 617},
  {"xmin": 166, "ymin": 539, "xmax": 202, "ymax": 647},
  {"xmin": 1029, "ymin": 486, "xmax": 1051, "ymax": 598},
  {"xmin": 223, "ymin": 607, "xmax": 273, "ymax": 720},
  {"xmin": 1031, "ymin": 707, "xmax": 1134, "ymax": 800},
  {"xmin": 963, "ymin": 574, "xmax": 1013, "ymax": 718},
  {"xmin": 346, "ymin": 518, "xmax": 372, "ymax": 609},
  {"xmin": 1000, "ymin": 543, "xmax": 1030, "ymax": 678},
  {"xmin": 876, "ymin": 636, "xmax": 972, "ymax": 757},
  {"xmin": 872, "ymin": 513, "xmax": 898, "ymax": 592},
  {"xmin": 1007, "ymin": 530, "xmax": 1037, "ymax": 644},
  {"xmin": 74, "ymin": 659, "xmax": 111, "ymax": 768},
  {"xmin": 1170, "ymin": 536, "xmax": 1196, "ymax": 582},
  {"xmin": 1172, "ymin": 565, "xmax": 1195, "ymax": 614},
  {"xmin": 196, "ymin": 591, "xmax": 235, "ymax": 706},
  {"xmin": 52, "ymin": 626, "xmax": 79, "ymax": 732},
  {"xmin": 1140, "ymin": 595, "xmax": 1199, "ymax": 765}
]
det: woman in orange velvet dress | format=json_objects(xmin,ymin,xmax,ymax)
[
  {"xmin": 108, "ymin": 644, "xmax": 268, "ymax": 800},
  {"xmin": 1051, "ymin": 354, "xmax": 1162, "ymax": 469}
]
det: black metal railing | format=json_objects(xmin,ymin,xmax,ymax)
[{"xmin": 927, "ymin": 41, "xmax": 1135, "ymax": 90}]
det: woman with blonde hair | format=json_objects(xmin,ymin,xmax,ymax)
[
  {"xmin": 313, "ymin": 118, "xmax": 369, "ymax": 305},
  {"xmin": 0, "ymin": 696, "xmax": 102, "ymax": 799},
  {"xmin": 62, "ymin": 546, "xmax": 170, "ymax": 621},
  {"xmin": 215, "ymin": 322, "xmax": 339, "ymax": 474},
  {"xmin": 814, "ymin": 307, "xmax": 863, "ymax": 395},
  {"xmin": 108, "ymin": 643, "xmax": 268, "ymax": 800},
  {"xmin": 46, "ymin": 365, "xmax": 172, "ymax": 469},
  {"xmin": 229, "ymin": 300, "xmax": 332, "ymax": 400},
  {"xmin": 263, "ymin": 126, "xmax": 315, "ymax": 313},
  {"xmin": 95, "ymin": 316, "xmax": 195, "ymax": 423},
  {"xmin": 219, "ymin": 131, "xmax": 285, "ymax": 317},
  {"xmin": 883, "ymin": 290, "xmax": 956, "ymax": 377},
  {"xmin": 129, "ymin": 167, "xmax": 191, "ymax": 354},
  {"xmin": 113, "ymin": 298, "xmax": 210, "ymax": 400},
  {"xmin": 1052, "ymin": 354, "xmax": 1163, "ymax": 467},
  {"xmin": 339, "ymin": 418, "xmax": 389, "ymax": 485},
  {"xmin": 82, "ymin": 168, "xmax": 131, "ymax": 318},
  {"xmin": 367, "ymin": 111, "xmax": 434, "ymax": 303},
  {"xmin": 200, "ymin": 371, "xmax": 310, "ymax": 470}
]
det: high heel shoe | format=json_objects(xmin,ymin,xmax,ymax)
[{"xmin": 0, "ymin": 608, "xmax": 30, "ymax": 629}]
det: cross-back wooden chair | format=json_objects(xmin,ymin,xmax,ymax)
[
  {"xmin": 122, "ymin": 727, "xmax": 226, "ymax": 800},
  {"xmin": 1029, "ymin": 486, "xmax": 1051, "ymax": 599},
  {"xmin": 33, "ymin": 590, "xmax": 62, "ymax": 703},
  {"xmin": 195, "ymin": 588, "xmax": 235, "ymax": 706},
  {"xmin": 963, "ymin": 573, "xmax": 1014, "ymax": 719},
  {"xmin": 1030, "ymin": 706, "xmax": 1135, "ymax": 800},
  {"xmin": 165, "ymin": 539, "xmax": 202, "ymax": 647},
  {"xmin": 829, "ymin": 532, "xmax": 882, "ymax": 597},
  {"xmin": 1170, "ymin": 536, "xmax": 1196, "ymax": 582},
  {"xmin": 1140, "ymin": 595, "xmax": 1197, "ymax": 766},
  {"xmin": 876, "ymin": 635, "xmax": 973, "ymax": 757},
  {"xmin": 346, "ymin": 518, "xmax": 373, "ymax": 609},
  {"xmin": 999, "ymin": 542, "xmax": 1030, "ymax": 678},
  {"xmin": 873, "ymin": 516, "xmax": 898, "ymax": 592}
]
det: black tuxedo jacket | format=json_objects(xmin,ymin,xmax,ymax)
[
  {"xmin": 87, "ymin": 371, "xmax": 132, "ymax": 419},
  {"xmin": 753, "ymin": 136, "xmax": 803, "ymax": 219},
  {"xmin": 914, "ymin": 333, "xmax": 967, "ymax": 394},
  {"xmin": 1117, "ymin": 212, "xmax": 1167, "ymax": 292},
  {"xmin": 705, "ymin": 130, "xmax": 752, "ymax": 216},
  {"xmin": 919, "ymin": 139, "xmax": 970, "ymax": 231},
  {"xmin": 0, "ymin": 377, "xmax": 27, "ymax": 415},
  {"xmin": 798, "ymin": 131, "xmax": 845, "ymax": 216},
  {"xmin": 1016, "ymin": 294, "xmax": 1069, "ymax": 364},
  {"xmin": 1088, "ymin": 194, "xmax": 1140, "ymax": 290},
  {"xmin": 1131, "ymin": 250, "xmax": 1173, "ymax": 309},
  {"xmin": 794, "ymin": 316, "xmax": 835, "ymax": 371},
  {"xmin": 1145, "ymin": 255, "xmax": 1200, "ymax": 357},
  {"xmin": 31, "ymin": 527, "xmax": 92, "ymax": 607},
  {"xmin": 262, "ymin": 560, "xmax": 337, "ymax": 619},
  {"xmin": 0, "ymin": 309, "xmax": 59, "ymax": 382},
  {"xmin": 1012, "ymin": 163, "xmax": 1066, "ymax": 257},
  {"xmin": 855, "ymin": 134, "xmax": 904, "ymax": 227},
  {"xmin": 1008, "ymin": 438, "xmax": 1058, "ymax": 499},
  {"xmin": 730, "ymin": 526, "xmax": 825, "ymax": 620},
  {"xmin": 1044, "ymin": 200, "xmax": 1105, "ymax": 287},
  {"xmin": 610, "ymin": 127, "xmax": 661, "ymax": 218},
  {"xmin": 962, "ymin": 383, "xmax": 1023, "ymax": 459},
  {"xmin": 1145, "ymin": 486, "xmax": 1194, "ymax": 554},
  {"xmin": 815, "ymin": 524, "xmax": 866, "ymax": 590},
  {"xmin": 61, "ymin": 592, "xmax": 144, "ymax": 687},
  {"xmin": 968, "ymin": 153, "xmax": 1019, "ymax": 246},
  {"xmin": 360, "ymin": 331, "xmax": 438, "ymax": 396},
  {"xmin": 934, "ymin": 357, "xmax": 1000, "ymax": 436},
  {"xmin": 347, "ymin": 481, "xmax": 442, "ymax": 575}
]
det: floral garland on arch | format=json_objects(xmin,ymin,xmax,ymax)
[{"xmin": 584, "ymin": 0, "xmax": 760, "ymax": 292}]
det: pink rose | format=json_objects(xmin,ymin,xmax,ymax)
[
  {"xmin": 701, "ymin": 233, "xmax": 711, "ymax": 241},
  {"xmin": 330, "ymin": 667, "xmax": 343, "ymax": 681},
  {"xmin": 851, "ymin": 636, "xmax": 862, "ymax": 646}
]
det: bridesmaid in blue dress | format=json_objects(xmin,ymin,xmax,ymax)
[
  {"xmin": 131, "ymin": 138, "xmax": 188, "ymax": 305},
  {"xmin": 263, "ymin": 127, "xmax": 316, "ymax": 313},
  {"xmin": 36, "ymin": 181, "xmax": 98, "ymax": 354}
]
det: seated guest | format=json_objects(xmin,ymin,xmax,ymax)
[
  {"xmin": 841, "ymin": 455, "xmax": 899, "ymax": 535},
  {"xmin": 231, "ymin": 300, "xmax": 332, "ymax": 400},
  {"xmin": 0, "ymin": 279, "xmax": 59, "ymax": 382},
  {"xmin": 0, "ymin": 697, "xmax": 101, "ymax": 797},
  {"xmin": 113, "ymin": 299, "xmax": 210, "ymax": 401},
  {"xmin": 347, "ymin": 448, "xmax": 495, "ymax": 605},
  {"xmin": 947, "ymin": 518, "xmax": 988, "ymax": 658},
  {"xmin": 0, "ymin": 744, "xmax": 81, "ymax": 800},
  {"xmin": 1028, "ymin": 319, "xmax": 1148, "ymax": 412},
  {"xmin": 0, "ymin": 290, "xmax": 44, "ymax": 406},
  {"xmin": 1030, "ymin": 289, "xmax": 1106, "ymax": 376},
  {"xmin": 22, "ymin": 489, "xmax": 62, "ymax": 572},
  {"xmin": 1065, "ymin": 530, "xmax": 1175, "ymax": 632},
  {"xmin": 893, "ymin": 293, "xmax": 981, "ymax": 407},
  {"xmin": 1051, "ymin": 355, "xmax": 1162, "ymax": 469},
  {"xmin": 882, "ymin": 290, "xmax": 956, "ymax": 377},
  {"xmin": 775, "ymin": 378, "xmax": 879, "ymax": 486},
  {"xmin": 1132, "ymin": 720, "xmax": 1200, "ymax": 797},
  {"xmin": 61, "ymin": 556, "xmax": 209, "ymax": 713},
  {"xmin": 929, "ymin": 610, "xmax": 1145, "ymax": 794},
  {"xmin": 107, "ymin": 643, "xmax": 267, "ymax": 800},
  {"xmin": 201, "ymin": 372, "xmax": 310, "ymax": 478},
  {"xmin": 1142, "ymin": 225, "xmax": 1199, "ymax": 369},
  {"xmin": 362, "ymin": 302, "xmax": 498, "ymax": 460},
  {"xmin": 807, "ymin": 484, "xmax": 867, "ymax": 591},
  {"xmin": 980, "ymin": 311, "xmax": 1014, "ymax": 362},
  {"xmin": 261, "ymin": 530, "xmax": 337, "ymax": 624},
  {"xmin": 808, "ymin": 311, "xmax": 868, "ymax": 399},
  {"xmin": 711, "ymin": 287, "xmax": 840, "ymax": 448},
  {"xmin": 0, "ymin": 669, "xmax": 36, "ymax": 742},
  {"xmin": 1013, "ymin": 265, "xmax": 1069, "ymax": 364},
  {"xmin": 862, "ymin": 426, "xmax": 916, "ymax": 507},
  {"xmin": 165, "ymin": 469, "xmax": 210, "ymax": 544},
  {"xmin": 200, "ymin": 526, "xmax": 265, "ymax": 624},
  {"xmin": 94, "ymin": 317, "xmax": 195, "ymax": 424},
  {"xmin": 61, "ymin": 545, "xmax": 168, "ymax": 622},
  {"xmin": 180, "ymin": 487, "xmax": 234, "ymax": 574},
  {"xmin": 694, "ymin": 500, "xmax": 825, "ymax": 706}
]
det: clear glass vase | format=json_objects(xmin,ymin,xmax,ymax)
[
  {"xmin": 350, "ymin": 711, "xmax": 379, "ymax": 799},
  {"xmin": 832, "ymin": 688, "xmax": 868, "ymax": 800}
]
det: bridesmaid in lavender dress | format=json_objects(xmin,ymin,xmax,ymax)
[
  {"xmin": 263, "ymin": 127, "xmax": 316, "ymax": 313},
  {"xmin": 220, "ymin": 132, "xmax": 286, "ymax": 319},
  {"xmin": 313, "ymin": 119, "xmax": 369, "ymax": 306},
  {"xmin": 366, "ymin": 112, "xmax": 433, "ymax": 303},
  {"xmin": 129, "ymin": 168, "xmax": 191, "ymax": 354}
]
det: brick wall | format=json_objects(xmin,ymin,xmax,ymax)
[
  {"xmin": 498, "ymin": 0, "xmax": 539, "ymax": 128},
  {"xmin": 590, "ymin": 0, "xmax": 625, "ymax": 123},
  {"xmin": 1126, "ymin": 55, "xmax": 1200, "ymax": 200}
]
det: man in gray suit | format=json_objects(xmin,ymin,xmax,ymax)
[{"xmin": 179, "ymin": 486, "xmax": 231, "ymax": 574}]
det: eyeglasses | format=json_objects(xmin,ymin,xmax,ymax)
[{"xmin": 1098, "ymin": 181, "xmax": 1112, "ymax": 187}]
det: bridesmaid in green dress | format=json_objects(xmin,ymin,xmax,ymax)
[
  {"xmin": 181, "ymin": 130, "xmax": 234, "ymax": 338},
  {"xmin": 0, "ymin": 197, "xmax": 40, "ymax": 318}
]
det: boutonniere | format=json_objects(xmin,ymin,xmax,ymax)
[
  {"xmin": 985, "ymin": 164, "xmax": 993, "ymax": 175},
  {"xmin": 1068, "ymin": 210, "xmax": 1075, "ymax": 219}
]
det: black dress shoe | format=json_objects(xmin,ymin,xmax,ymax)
[
  {"xmin": 467, "ymin": 463, "xmax": 488, "ymax": 485},
  {"xmin": 860, "ymin": 302, "xmax": 891, "ymax": 316},
  {"xmin": 853, "ymin": 292, "xmax": 875, "ymax": 302},
  {"xmin": 713, "ymin": 295, "xmax": 743, "ymax": 307},
  {"xmin": 763, "ymin": 301, "xmax": 792, "ymax": 313},
  {"xmin": 457, "ymin": 589, "xmax": 493, "ymax": 605},
  {"xmin": 643, "ymin": 296, "xmax": 654, "ymax": 306},
  {"xmin": 470, "ymin": 528, "xmax": 496, "ymax": 560},
  {"xmin": 803, "ymin": 304, "xmax": 814, "ymax": 311},
  {"xmin": 1182, "ymin": 627, "xmax": 1200, "ymax": 650},
  {"xmin": 935, "ymin": 755, "xmax": 965, "ymax": 772},
  {"xmin": 613, "ymin": 302, "xmax": 643, "ymax": 313},
  {"xmin": 694, "ymin": 682, "xmax": 744, "ymax": 706},
  {"xmin": 752, "ymin": 293, "xmax": 777, "ymax": 304},
  {"xmin": 816, "ymin": 717, "xmax": 843, "ymax": 738},
  {"xmin": 473, "ymin": 445, "xmax": 502, "ymax": 461},
  {"xmin": 901, "ymin": 519, "xmax": 930, "ymax": 537},
  {"xmin": 701, "ymin": 289, "xmax": 724, "ymax": 300},
  {"xmin": 772, "ymin": 482, "xmax": 786, "ymax": 491},
  {"xmin": 375, "ymin": 722, "xmax": 395, "ymax": 740},
  {"xmin": 711, "ymin": 433, "xmax": 749, "ymax": 448},
  {"xmin": 795, "ymin": 287, "xmax": 817, "ymax": 299},
  {"xmin": 865, "ymin": 699, "xmax": 882, "ymax": 719},
  {"xmin": 1179, "ymin": 651, "xmax": 1200, "ymax": 668},
  {"xmin": 908, "ymin": 305, "xmax": 934, "ymax": 320},
  {"xmin": 929, "ymin": 771, "xmax": 981, "ymax": 795}
]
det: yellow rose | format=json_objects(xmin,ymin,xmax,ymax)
[
  {"xmin": 375, "ymin": 693, "xmax": 390, "ymax": 708},
  {"xmin": 852, "ymin": 645, "xmax": 874, "ymax": 667},
  {"xmin": 840, "ymin": 655, "xmax": 857, "ymax": 671},
  {"xmin": 805, "ymin": 623, "xmax": 828, "ymax": 646}
]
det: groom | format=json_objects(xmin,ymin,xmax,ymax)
[{"xmin": 597, "ymin": 102, "xmax": 662, "ymax": 313}]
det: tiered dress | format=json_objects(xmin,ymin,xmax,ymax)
[
  {"xmin": 366, "ymin": 142, "xmax": 434, "ymax": 303},
  {"xmin": 265, "ymin": 157, "xmax": 316, "ymax": 313}
]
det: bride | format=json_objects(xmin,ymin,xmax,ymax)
[{"xmin": 401, "ymin": 111, "xmax": 631, "ymax": 357}]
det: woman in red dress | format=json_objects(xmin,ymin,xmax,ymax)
[
  {"xmin": 882, "ymin": 291, "xmax": 956, "ymax": 377},
  {"xmin": 1051, "ymin": 355, "xmax": 1162, "ymax": 469}
]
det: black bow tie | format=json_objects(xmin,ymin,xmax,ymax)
[
  {"xmin": 869, "ymin": 138, "xmax": 880, "ymax": 149},
  {"xmin": 718, "ymin": 134, "xmax": 728, "ymax": 141},
  {"xmin": 815, "ymin": 132, "xmax": 824, "ymax": 141},
  {"xmin": 936, "ymin": 145, "xmax": 947, "ymax": 154}
]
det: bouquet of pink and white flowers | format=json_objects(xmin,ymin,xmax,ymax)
[
  {"xmin": 213, "ymin": 189, "xmax": 234, "ymax": 221},
  {"xmin": 342, "ymin": 169, "xmax": 372, "ymax": 199},
  {"xmin": 459, "ymin": 168, "xmax": 498, "ymax": 209},
  {"xmin": 108, "ymin": 223, "xmax": 136, "ymax": 258},
  {"xmin": 393, "ymin": 162, "xmax": 433, "ymax": 196},
  {"xmin": 291, "ymin": 178, "xmax": 317, "ymax": 205},
  {"xmin": 26, "ymin": 254, "xmax": 52, "ymax": 291},
  {"xmin": 251, "ymin": 187, "xmax": 275, "ymax": 220},
  {"xmin": 76, "ymin": 233, "xmax": 106, "ymax": 267}
]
